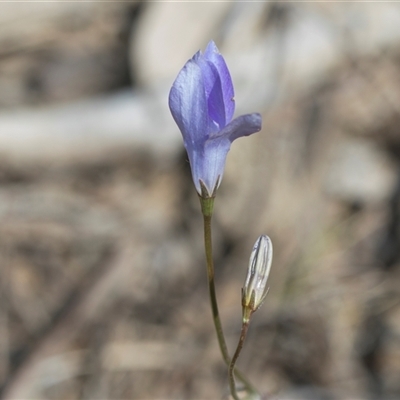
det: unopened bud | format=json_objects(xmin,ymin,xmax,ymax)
[{"xmin": 242, "ymin": 235, "xmax": 273, "ymax": 323}]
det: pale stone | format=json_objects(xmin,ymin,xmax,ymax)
[
  {"xmin": 0, "ymin": 88, "xmax": 180, "ymax": 164},
  {"xmin": 0, "ymin": 2, "xmax": 137, "ymax": 106},
  {"xmin": 325, "ymin": 138, "xmax": 396, "ymax": 204},
  {"xmin": 130, "ymin": 1, "xmax": 232, "ymax": 86}
]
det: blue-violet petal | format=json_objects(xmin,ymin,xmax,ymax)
[
  {"xmin": 168, "ymin": 59, "xmax": 211, "ymax": 146},
  {"xmin": 217, "ymin": 113, "xmax": 262, "ymax": 142},
  {"xmin": 204, "ymin": 41, "xmax": 235, "ymax": 124}
]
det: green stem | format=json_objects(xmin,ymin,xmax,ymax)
[
  {"xmin": 229, "ymin": 321, "xmax": 250, "ymax": 400},
  {"xmin": 203, "ymin": 212, "xmax": 230, "ymax": 365},
  {"xmin": 200, "ymin": 197, "xmax": 257, "ymax": 398}
]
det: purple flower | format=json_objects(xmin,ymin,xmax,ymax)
[{"xmin": 168, "ymin": 41, "xmax": 262, "ymax": 198}]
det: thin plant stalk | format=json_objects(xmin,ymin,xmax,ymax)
[
  {"xmin": 229, "ymin": 321, "xmax": 250, "ymax": 400},
  {"xmin": 200, "ymin": 197, "xmax": 257, "ymax": 399}
]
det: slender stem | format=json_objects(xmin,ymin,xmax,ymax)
[
  {"xmin": 229, "ymin": 321, "xmax": 250, "ymax": 400},
  {"xmin": 200, "ymin": 198, "xmax": 257, "ymax": 398},
  {"xmin": 203, "ymin": 213, "xmax": 230, "ymax": 364}
]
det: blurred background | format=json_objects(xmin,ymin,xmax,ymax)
[{"xmin": 0, "ymin": 2, "xmax": 400, "ymax": 399}]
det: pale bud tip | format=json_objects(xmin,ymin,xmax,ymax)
[{"xmin": 242, "ymin": 235, "xmax": 273, "ymax": 322}]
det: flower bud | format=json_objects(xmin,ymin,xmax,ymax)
[{"xmin": 242, "ymin": 235, "xmax": 273, "ymax": 323}]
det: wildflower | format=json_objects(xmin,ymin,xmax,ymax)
[
  {"xmin": 168, "ymin": 41, "xmax": 262, "ymax": 198},
  {"xmin": 242, "ymin": 235, "xmax": 273, "ymax": 323}
]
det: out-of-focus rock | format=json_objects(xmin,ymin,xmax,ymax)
[
  {"xmin": 132, "ymin": 3, "xmax": 400, "ymax": 114},
  {"xmin": 223, "ymin": 3, "xmax": 340, "ymax": 109},
  {"xmin": 329, "ymin": 3, "xmax": 400, "ymax": 54},
  {"xmin": 0, "ymin": 2, "xmax": 138, "ymax": 107},
  {"xmin": 130, "ymin": 1, "xmax": 231, "ymax": 87},
  {"xmin": 333, "ymin": 56, "xmax": 400, "ymax": 145},
  {"xmin": 0, "ymin": 89, "xmax": 179, "ymax": 163},
  {"xmin": 270, "ymin": 386, "xmax": 336, "ymax": 400},
  {"xmin": 325, "ymin": 138, "xmax": 397, "ymax": 205}
]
